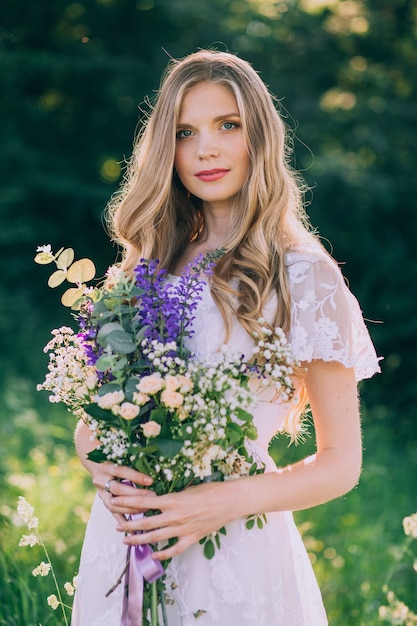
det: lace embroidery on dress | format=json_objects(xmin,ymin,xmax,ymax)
[{"xmin": 287, "ymin": 250, "xmax": 381, "ymax": 380}]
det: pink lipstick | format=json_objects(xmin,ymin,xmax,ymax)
[{"xmin": 195, "ymin": 169, "xmax": 229, "ymax": 182}]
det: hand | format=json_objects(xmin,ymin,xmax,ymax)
[
  {"xmin": 112, "ymin": 479, "xmax": 242, "ymax": 561},
  {"xmin": 91, "ymin": 463, "xmax": 156, "ymax": 525}
]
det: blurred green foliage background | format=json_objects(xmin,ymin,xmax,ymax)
[{"xmin": 0, "ymin": 0, "xmax": 416, "ymax": 624}]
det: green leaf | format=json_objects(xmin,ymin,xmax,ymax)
[
  {"xmin": 110, "ymin": 356, "xmax": 128, "ymax": 373},
  {"xmin": 203, "ymin": 539, "xmax": 215, "ymax": 560},
  {"xmin": 97, "ymin": 383, "xmax": 122, "ymax": 396},
  {"xmin": 95, "ymin": 354, "xmax": 114, "ymax": 372},
  {"xmin": 134, "ymin": 456, "xmax": 153, "ymax": 474},
  {"xmin": 124, "ymin": 377, "xmax": 140, "ymax": 401},
  {"xmin": 246, "ymin": 518, "xmax": 255, "ymax": 530},
  {"xmin": 226, "ymin": 422, "xmax": 243, "ymax": 445},
  {"xmin": 257, "ymin": 516, "xmax": 264, "ymax": 529},
  {"xmin": 83, "ymin": 403, "xmax": 117, "ymax": 423},
  {"xmin": 87, "ymin": 448, "xmax": 107, "ymax": 463},
  {"xmin": 149, "ymin": 407, "xmax": 167, "ymax": 425},
  {"xmin": 97, "ymin": 322, "xmax": 124, "ymax": 346},
  {"xmin": 244, "ymin": 423, "xmax": 258, "ymax": 441},
  {"xmin": 234, "ymin": 408, "xmax": 254, "ymax": 422},
  {"xmin": 105, "ymin": 329, "xmax": 136, "ymax": 354},
  {"xmin": 154, "ymin": 439, "xmax": 183, "ymax": 458}
]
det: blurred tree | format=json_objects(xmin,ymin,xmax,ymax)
[{"xmin": 0, "ymin": 0, "xmax": 415, "ymax": 437}]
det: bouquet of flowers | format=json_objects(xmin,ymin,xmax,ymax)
[{"xmin": 35, "ymin": 244, "xmax": 299, "ymax": 625}]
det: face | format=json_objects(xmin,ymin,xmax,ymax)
[{"xmin": 174, "ymin": 82, "xmax": 250, "ymax": 212}]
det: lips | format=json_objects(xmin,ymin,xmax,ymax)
[{"xmin": 195, "ymin": 169, "xmax": 229, "ymax": 182}]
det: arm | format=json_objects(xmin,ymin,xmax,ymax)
[{"xmin": 109, "ymin": 359, "xmax": 362, "ymax": 558}]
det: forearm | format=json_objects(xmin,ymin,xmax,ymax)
[
  {"xmin": 215, "ymin": 445, "xmax": 362, "ymax": 521},
  {"xmin": 74, "ymin": 420, "xmax": 101, "ymax": 477}
]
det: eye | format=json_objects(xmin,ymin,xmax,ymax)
[
  {"xmin": 176, "ymin": 129, "xmax": 193, "ymax": 139},
  {"xmin": 221, "ymin": 121, "xmax": 239, "ymax": 131}
]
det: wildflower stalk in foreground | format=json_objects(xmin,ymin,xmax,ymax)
[
  {"xmin": 16, "ymin": 496, "xmax": 76, "ymax": 625},
  {"xmin": 378, "ymin": 512, "xmax": 417, "ymax": 625}
]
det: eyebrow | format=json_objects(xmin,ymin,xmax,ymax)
[{"xmin": 177, "ymin": 112, "xmax": 241, "ymax": 127}]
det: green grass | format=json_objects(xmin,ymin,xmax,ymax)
[{"xmin": 1, "ymin": 376, "xmax": 415, "ymax": 625}]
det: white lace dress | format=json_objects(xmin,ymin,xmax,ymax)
[{"xmin": 71, "ymin": 250, "xmax": 380, "ymax": 626}]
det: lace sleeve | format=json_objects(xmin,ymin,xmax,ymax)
[{"xmin": 286, "ymin": 251, "xmax": 381, "ymax": 381}]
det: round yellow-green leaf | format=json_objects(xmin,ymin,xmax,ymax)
[
  {"xmin": 66, "ymin": 259, "xmax": 96, "ymax": 284},
  {"xmin": 61, "ymin": 287, "xmax": 84, "ymax": 308},
  {"xmin": 48, "ymin": 269, "xmax": 67, "ymax": 288},
  {"xmin": 56, "ymin": 248, "xmax": 75, "ymax": 270},
  {"xmin": 34, "ymin": 252, "xmax": 55, "ymax": 265}
]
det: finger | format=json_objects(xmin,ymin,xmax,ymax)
[
  {"xmin": 109, "ymin": 481, "xmax": 155, "ymax": 498},
  {"xmin": 110, "ymin": 465, "xmax": 153, "ymax": 487},
  {"xmin": 151, "ymin": 537, "xmax": 192, "ymax": 561},
  {"xmin": 122, "ymin": 525, "xmax": 179, "ymax": 547}
]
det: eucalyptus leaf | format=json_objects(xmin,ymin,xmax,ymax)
[
  {"xmin": 67, "ymin": 258, "xmax": 96, "ymax": 284},
  {"xmin": 105, "ymin": 329, "xmax": 136, "ymax": 354},
  {"xmin": 61, "ymin": 287, "xmax": 84, "ymax": 308},
  {"xmin": 95, "ymin": 354, "xmax": 114, "ymax": 372},
  {"xmin": 97, "ymin": 383, "xmax": 122, "ymax": 396},
  {"xmin": 56, "ymin": 247, "xmax": 75, "ymax": 270},
  {"xmin": 47, "ymin": 269, "xmax": 67, "ymax": 288},
  {"xmin": 97, "ymin": 322, "xmax": 124, "ymax": 346},
  {"xmin": 124, "ymin": 377, "xmax": 140, "ymax": 401}
]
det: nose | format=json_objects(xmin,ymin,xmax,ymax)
[{"xmin": 197, "ymin": 131, "xmax": 219, "ymax": 160}]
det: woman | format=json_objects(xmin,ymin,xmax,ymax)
[{"xmin": 72, "ymin": 50, "xmax": 380, "ymax": 625}]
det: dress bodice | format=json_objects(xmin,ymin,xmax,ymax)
[{"xmin": 168, "ymin": 249, "xmax": 381, "ymax": 448}]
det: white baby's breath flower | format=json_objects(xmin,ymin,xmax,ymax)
[
  {"xmin": 17, "ymin": 496, "xmax": 34, "ymax": 523},
  {"xmin": 47, "ymin": 594, "xmax": 60, "ymax": 610},
  {"xmin": 64, "ymin": 581, "xmax": 75, "ymax": 596},
  {"xmin": 32, "ymin": 561, "xmax": 51, "ymax": 577},
  {"xmin": 19, "ymin": 534, "xmax": 39, "ymax": 547},
  {"xmin": 403, "ymin": 513, "xmax": 417, "ymax": 538},
  {"xmin": 28, "ymin": 517, "xmax": 39, "ymax": 529}
]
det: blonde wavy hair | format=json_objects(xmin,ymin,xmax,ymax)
[{"xmin": 108, "ymin": 50, "xmax": 324, "ymax": 434}]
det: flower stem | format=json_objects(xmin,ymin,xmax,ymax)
[{"xmin": 151, "ymin": 581, "xmax": 159, "ymax": 625}]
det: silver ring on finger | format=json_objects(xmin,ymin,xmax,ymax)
[{"xmin": 104, "ymin": 479, "xmax": 113, "ymax": 494}]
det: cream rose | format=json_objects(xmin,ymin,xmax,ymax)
[
  {"xmin": 132, "ymin": 391, "xmax": 150, "ymax": 406},
  {"xmin": 97, "ymin": 390, "xmax": 125, "ymax": 409},
  {"xmin": 137, "ymin": 374, "xmax": 164, "ymax": 395},
  {"xmin": 164, "ymin": 375, "xmax": 181, "ymax": 392},
  {"xmin": 141, "ymin": 420, "xmax": 161, "ymax": 438},
  {"xmin": 177, "ymin": 375, "xmax": 194, "ymax": 393},
  {"xmin": 161, "ymin": 389, "xmax": 184, "ymax": 409},
  {"xmin": 118, "ymin": 402, "xmax": 140, "ymax": 420}
]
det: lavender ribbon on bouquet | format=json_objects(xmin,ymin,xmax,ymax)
[
  {"xmin": 117, "ymin": 480, "xmax": 164, "ymax": 626},
  {"xmin": 121, "ymin": 511, "xmax": 164, "ymax": 626}
]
